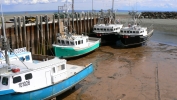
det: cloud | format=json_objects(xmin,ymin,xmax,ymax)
[{"xmin": 0, "ymin": 0, "xmax": 57, "ymax": 4}]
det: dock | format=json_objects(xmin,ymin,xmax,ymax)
[{"xmin": 0, "ymin": 13, "xmax": 99, "ymax": 55}]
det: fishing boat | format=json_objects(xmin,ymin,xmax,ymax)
[
  {"xmin": 92, "ymin": 9, "xmax": 123, "ymax": 38},
  {"xmin": 0, "ymin": 9, "xmax": 94, "ymax": 100},
  {"xmin": 52, "ymin": 0, "xmax": 100, "ymax": 58},
  {"xmin": 117, "ymin": 11, "xmax": 154, "ymax": 47},
  {"xmin": 52, "ymin": 27, "xmax": 100, "ymax": 58}
]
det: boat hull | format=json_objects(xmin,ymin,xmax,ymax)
[
  {"xmin": 0, "ymin": 64, "xmax": 94, "ymax": 100},
  {"xmin": 117, "ymin": 30, "xmax": 153, "ymax": 47},
  {"xmin": 53, "ymin": 41, "xmax": 100, "ymax": 58}
]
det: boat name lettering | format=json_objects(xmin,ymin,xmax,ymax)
[{"xmin": 19, "ymin": 80, "xmax": 30, "ymax": 87}]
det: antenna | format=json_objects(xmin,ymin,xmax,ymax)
[{"xmin": 1, "ymin": 4, "xmax": 10, "ymax": 65}]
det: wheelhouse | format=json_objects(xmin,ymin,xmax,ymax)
[{"xmin": 57, "ymin": 35, "xmax": 89, "ymax": 46}]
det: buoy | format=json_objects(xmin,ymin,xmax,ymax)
[{"xmin": 12, "ymin": 68, "xmax": 20, "ymax": 73}]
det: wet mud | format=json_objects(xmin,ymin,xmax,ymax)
[{"xmin": 55, "ymin": 41, "xmax": 177, "ymax": 100}]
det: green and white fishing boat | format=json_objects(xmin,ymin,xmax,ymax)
[{"xmin": 52, "ymin": 31, "xmax": 100, "ymax": 58}]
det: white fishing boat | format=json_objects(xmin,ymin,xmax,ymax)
[
  {"xmin": 117, "ymin": 11, "xmax": 154, "ymax": 47},
  {"xmin": 93, "ymin": 9, "xmax": 123, "ymax": 37},
  {"xmin": 0, "ymin": 7, "xmax": 94, "ymax": 100}
]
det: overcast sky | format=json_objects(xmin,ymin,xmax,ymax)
[{"xmin": 1, "ymin": 0, "xmax": 177, "ymax": 12}]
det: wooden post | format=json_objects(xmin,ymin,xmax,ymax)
[
  {"xmin": 87, "ymin": 12, "xmax": 90, "ymax": 34},
  {"xmin": 18, "ymin": 16, "xmax": 22, "ymax": 47},
  {"xmin": 46, "ymin": 15, "xmax": 49, "ymax": 55},
  {"xmin": 84, "ymin": 13, "xmax": 86, "ymax": 34},
  {"xmin": 53, "ymin": 14, "xmax": 56, "ymax": 44},
  {"xmin": 58, "ymin": 14, "xmax": 60, "ymax": 33},
  {"xmin": 90, "ymin": 13, "xmax": 92, "ymax": 31},
  {"xmin": 14, "ymin": 16, "xmax": 19, "ymax": 48},
  {"xmin": 40, "ymin": 15, "xmax": 45, "ymax": 55},
  {"xmin": 72, "ymin": 13, "xmax": 74, "ymax": 32},
  {"xmin": 35, "ymin": 15, "xmax": 40, "ymax": 54},
  {"xmin": 79, "ymin": 13, "xmax": 82, "ymax": 34},
  {"xmin": 76, "ymin": 13, "xmax": 79, "ymax": 34},
  {"xmin": 22, "ymin": 16, "xmax": 27, "ymax": 48}
]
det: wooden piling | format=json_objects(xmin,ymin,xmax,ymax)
[
  {"xmin": 35, "ymin": 15, "xmax": 40, "ymax": 54},
  {"xmin": 18, "ymin": 16, "xmax": 23, "ymax": 47},
  {"xmin": 14, "ymin": 16, "xmax": 19, "ymax": 48},
  {"xmin": 40, "ymin": 15, "xmax": 45, "ymax": 55},
  {"xmin": 76, "ymin": 13, "xmax": 79, "ymax": 34},
  {"xmin": 22, "ymin": 16, "xmax": 27, "ymax": 48},
  {"xmin": 79, "ymin": 13, "xmax": 82, "ymax": 34}
]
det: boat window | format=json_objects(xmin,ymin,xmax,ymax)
[
  {"xmin": 130, "ymin": 31, "xmax": 132, "ymax": 33},
  {"xmin": 25, "ymin": 55, "xmax": 30, "ymax": 61},
  {"xmin": 78, "ymin": 41, "xmax": 81, "ymax": 45},
  {"xmin": 104, "ymin": 29, "xmax": 106, "ymax": 31},
  {"xmin": 66, "ymin": 41, "xmax": 69, "ymax": 45},
  {"xmin": 2, "ymin": 77, "xmax": 8, "ymax": 85},
  {"xmin": 136, "ymin": 31, "xmax": 139, "ymax": 33},
  {"xmin": 107, "ymin": 29, "xmax": 109, "ymax": 31},
  {"xmin": 25, "ymin": 73, "xmax": 32, "ymax": 80},
  {"xmin": 19, "ymin": 57, "xmax": 25, "ymax": 62},
  {"xmin": 75, "ymin": 41, "xmax": 77, "ymax": 45},
  {"xmin": 120, "ymin": 30, "xmax": 123, "ymax": 33},
  {"xmin": 97, "ymin": 28, "xmax": 99, "ymax": 30},
  {"xmin": 70, "ymin": 42, "xmax": 74, "ymax": 45},
  {"xmin": 52, "ymin": 67, "xmax": 55, "ymax": 73},
  {"xmin": 58, "ymin": 64, "xmax": 65, "ymax": 71},
  {"xmin": 61, "ymin": 64, "xmax": 65, "ymax": 70},
  {"xmin": 0, "ymin": 76, "xmax": 1, "ymax": 82},
  {"xmin": 58, "ymin": 40, "xmax": 60, "ymax": 44},
  {"xmin": 101, "ymin": 28, "xmax": 103, "ymax": 31},
  {"xmin": 13, "ymin": 76, "xmax": 22, "ymax": 84},
  {"xmin": 61, "ymin": 40, "xmax": 65, "ymax": 44},
  {"xmin": 94, "ymin": 28, "xmax": 96, "ymax": 30},
  {"xmin": 110, "ymin": 29, "xmax": 113, "ymax": 31},
  {"xmin": 81, "ymin": 40, "xmax": 83, "ymax": 44},
  {"xmin": 133, "ymin": 31, "xmax": 135, "ymax": 33},
  {"xmin": 127, "ymin": 31, "xmax": 129, "ymax": 33},
  {"xmin": 124, "ymin": 31, "xmax": 126, "ymax": 33}
]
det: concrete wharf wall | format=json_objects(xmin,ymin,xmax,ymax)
[{"xmin": 0, "ymin": 13, "xmax": 99, "ymax": 55}]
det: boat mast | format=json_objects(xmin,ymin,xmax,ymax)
[
  {"xmin": 1, "ymin": 4, "xmax": 10, "ymax": 65},
  {"xmin": 112, "ymin": 0, "xmax": 114, "ymax": 13}
]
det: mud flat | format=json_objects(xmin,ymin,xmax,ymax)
[
  {"xmin": 56, "ymin": 16, "xmax": 177, "ymax": 100},
  {"xmin": 56, "ymin": 41, "xmax": 177, "ymax": 100}
]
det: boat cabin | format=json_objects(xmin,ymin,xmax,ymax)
[
  {"xmin": 0, "ymin": 56, "xmax": 68, "ymax": 92},
  {"xmin": 120, "ymin": 25, "xmax": 147, "ymax": 36},
  {"xmin": 56, "ymin": 34, "xmax": 89, "ymax": 47},
  {"xmin": 93, "ymin": 24, "xmax": 123, "ymax": 33},
  {"xmin": 0, "ymin": 47, "xmax": 32, "ymax": 63}
]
